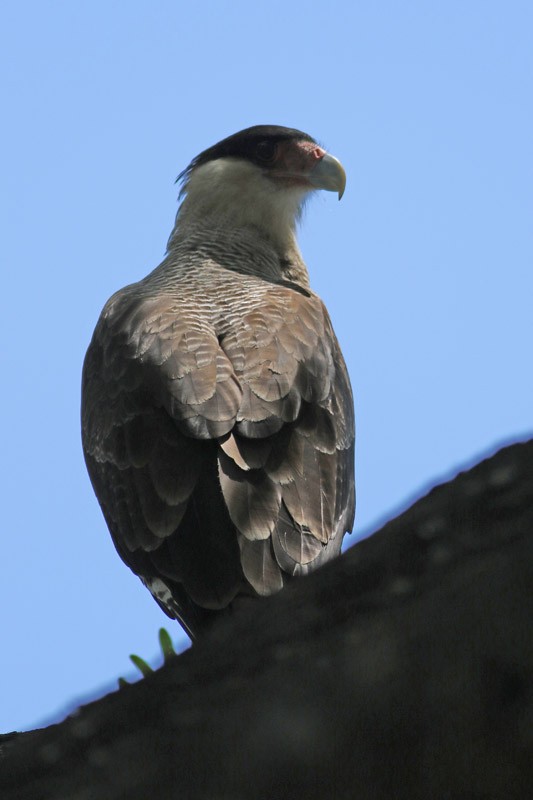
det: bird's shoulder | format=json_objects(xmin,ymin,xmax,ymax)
[
  {"xmin": 82, "ymin": 265, "xmax": 351, "ymax": 442},
  {"xmin": 84, "ymin": 263, "xmax": 334, "ymax": 378}
]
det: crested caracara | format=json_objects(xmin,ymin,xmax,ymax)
[{"xmin": 82, "ymin": 125, "xmax": 355, "ymax": 639}]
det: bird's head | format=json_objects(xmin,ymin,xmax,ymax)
[{"xmin": 173, "ymin": 125, "xmax": 346, "ymax": 253}]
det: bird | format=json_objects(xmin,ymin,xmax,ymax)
[{"xmin": 81, "ymin": 125, "xmax": 355, "ymax": 640}]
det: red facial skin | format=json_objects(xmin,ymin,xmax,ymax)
[{"xmin": 267, "ymin": 140, "xmax": 327, "ymax": 189}]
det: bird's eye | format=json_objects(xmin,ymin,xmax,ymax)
[{"xmin": 255, "ymin": 140, "xmax": 278, "ymax": 164}]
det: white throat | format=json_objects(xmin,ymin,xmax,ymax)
[{"xmin": 171, "ymin": 158, "xmax": 309, "ymax": 257}]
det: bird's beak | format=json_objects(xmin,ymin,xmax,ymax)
[{"xmin": 308, "ymin": 153, "xmax": 346, "ymax": 200}]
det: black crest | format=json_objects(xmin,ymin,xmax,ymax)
[{"xmin": 177, "ymin": 125, "xmax": 316, "ymax": 187}]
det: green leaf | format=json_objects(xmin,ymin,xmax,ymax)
[
  {"xmin": 159, "ymin": 628, "xmax": 176, "ymax": 663},
  {"xmin": 118, "ymin": 628, "xmax": 177, "ymax": 688},
  {"xmin": 130, "ymin": 654, "xmax": 154, "ymax": 678}
]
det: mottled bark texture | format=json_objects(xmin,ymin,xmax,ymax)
[{"xmin": 2, "ymin": 438, "xmax": 532, "ymax": 799}]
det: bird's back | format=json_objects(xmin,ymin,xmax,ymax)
[{"xmin": 82, "ymin": 256, "xmax": 354, "ymax": 637}]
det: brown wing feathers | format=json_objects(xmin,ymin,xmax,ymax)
[{"xmin": 82, "ymin": 278, "xmax": 354, "ymax": 635}]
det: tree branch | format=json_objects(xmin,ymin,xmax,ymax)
[{"xmin": 2, "ymin": 439, "xmax": 532, "ymax": 799}]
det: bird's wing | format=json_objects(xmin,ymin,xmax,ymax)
[
  {"xmin": 81, "ymin": 288, "xmax": 245, "ymax": 618},
  {"xmin": 216, "ymin": 282, "xmax": 355, "ymax": 594},
  {"xmin": 82, "ymin": 280, "xmax": 354, "ymax": 616}
]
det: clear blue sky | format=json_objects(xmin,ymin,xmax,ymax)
[{"xmin": 2, "ymin": 1, "xmax": 532, "ymax": 732}]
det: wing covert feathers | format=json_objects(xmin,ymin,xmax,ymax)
[{"xmin": 82, "ymin": 270, "xmax": 354, "ymax": 635}]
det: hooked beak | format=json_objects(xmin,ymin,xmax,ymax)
[{"xmin": 308, "ymin": 152, "xmax": 346, "ymax": 199}]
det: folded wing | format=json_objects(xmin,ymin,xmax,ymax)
[{"xmin": 81, "ymin": 279, "xmax": 354, "ymax": 632}]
